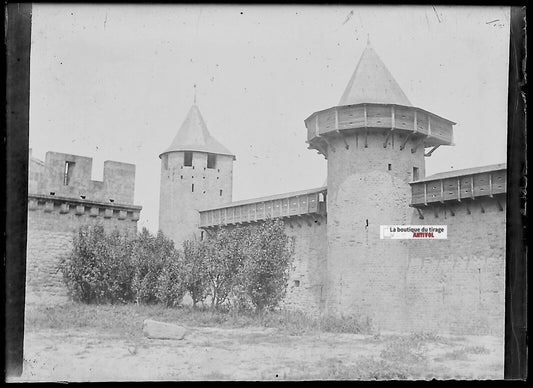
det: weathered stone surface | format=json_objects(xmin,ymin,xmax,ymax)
[
  {"xmin": 142, "ymin": 319, "xmax": 187, "ymax": 340},
  {"xmin": 26, "ymin": 151, "xmax": 141, "ymax": 305}
]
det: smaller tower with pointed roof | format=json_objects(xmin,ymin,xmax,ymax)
[{"xmin": 159, "ymin": 104, "xmax": 235, "ymax": 245}]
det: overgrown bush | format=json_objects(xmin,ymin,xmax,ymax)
[
  {"xmin": 59, "ymin": 225, "xmax": 134, "ymax": 304},
  {"xmin": 184, "ymin": 218, "xmax": 295, "ymax": 312},
  {"xmin": 203, "ymin": 226, "xmax": 251, "ymax": 309},
  {"xmin": 60, "ymin": 225, "xmax": 185, "ymax": 305},
  {"xmin": 182, "ymin": 239, "xmax": 210, "ymax": 307},
  {"xmin": 131, "ymin": 228, "xmax": 180, "ymax": 305},
  {"xmin": 61, "ymin": 218, "xmax": 295, "ymax": 312},
  {"xmin": 241, "ymin": 219, "xmax": 294, "ymax": 312},
  {"xmin": 155, "ymin": 252, "xmax": 187, "ymax": 307}
]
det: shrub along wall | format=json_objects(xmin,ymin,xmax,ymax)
[{"xmin": 59, "ymin": 219, "xmax": 294, "ymax": 312}]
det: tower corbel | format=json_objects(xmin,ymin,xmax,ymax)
[
  {"xmin": 383, "ymin": 130, "xmax": 393, "ymax": 148},
  {"xmin": 400, "ymin": 133, "xmax": 413, "ymax": 151},
  {"xmin": 321, "ymin": 136, "xmax": 336, "ymax": 153},
  {"xmin": 448, "ymin": 206, "xmax": 455, "ymax": 216},
  {"xmin": 336, "ymin": 130, "xmax": 350, "ymax": 150}
]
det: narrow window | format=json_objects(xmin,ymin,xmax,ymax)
[
  {"xmin": 388, "ymin": 163, "xmax": 392, "ymax": 171},
  {"xmin": 413, "ymin": 167, "xmax": 419, "ymax": 181},
  {"xmin": 207, "ymin": 153, "xmax": 217, "ymax": 169},
  {"xmin": 200, "ymin": 231, "xmax": 204, "ymax": 240},
  {"xmin": 162, "ymin": 154, "xmax": 168, "ymax": 170},
  {"xmin": 191, "ymin": 183, "xmax": 194, "ymax": 192},
  {"xmin": 180, "ymin": 175, "xmax": 183, "ymax": 179},
  {"xmin": 184, "ymin": 151, "xmax": 193, "ymax": 167},
  {"xmin": 294, "ymin": 280, "xmax": 300, "ymax": 287},
  {"xmin": 64, "ymin": 161, "xmax": 75, "ymax": 185},
  {"xmin": 219, "ymin": 189, "xmax": 223, "ymax": 197}
]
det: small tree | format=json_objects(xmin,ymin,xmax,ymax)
[
  {"xmin": 241, "ymin": 218, "xmax": 294, "ymax": 312},
  {"xmin": 156, "ymin": 249, "xmax": 187, "ymax": 307},
  {"xmin": 182, "ymin": 239, "xmax": 209, "ymax": 307},
  {"xmin": 131, "ymin": 228, "xmax": 178, "ymax": 304},
  {"xmin": 204, "ymin": 226, "xmax": 250, "ymax": 309}
]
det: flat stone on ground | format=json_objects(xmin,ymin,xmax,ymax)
[{"xmin": 142, "ymin": 319, "xmax": 187, "ymax": 340}]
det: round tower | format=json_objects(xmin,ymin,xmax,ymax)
[
  {"xmin": 159, "ymin": 104, "xmax": 235, "ymax": 246},
  {"xmin": 304, "ymin": 42, "xmax": 455, "ymax": 330}
]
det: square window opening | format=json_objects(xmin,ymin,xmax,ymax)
[
  {"xmin": 413, "ymin": 167, "xmax": 419, "ymax": 181},
  {"xmin": 184, "ymin": 152, "xmax": 193, "ymax": 167},
  {"xmin": 207, "ymin": 153, "xmax": 217, "ymax": 169}
]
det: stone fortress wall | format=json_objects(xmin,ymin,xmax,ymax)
[
  {"xmin": 26, "ymin": 151, "xmax": 141, "ymax": 305},
  {"xmin": 192, "ymin": 42, "xmax": 507, "ymax": 335}
]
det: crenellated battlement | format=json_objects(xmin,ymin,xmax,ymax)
[{"xmin": 29, "ymin": 151, "xmax": 136, "ymax": 204}]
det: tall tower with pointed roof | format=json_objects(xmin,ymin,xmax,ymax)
[
  {"xmin": 304, "ymin": 42, "xmax": 455, "ymax": 329},
  {"xmin": 159, "ymin": 105, "xmax": 235, "ymax": 245}
]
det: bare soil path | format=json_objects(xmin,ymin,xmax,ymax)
[{"xmin": 10, "ymin": 303, "xmax": 504, "ymax": 381}]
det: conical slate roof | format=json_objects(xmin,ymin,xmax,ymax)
[
  {"xmin": 338, "ymin": 42, "xmax": 412, "ymax": 107},
  {"xmin": 160, "ymin": 105, "xmax": 235, "ymax": 159}
]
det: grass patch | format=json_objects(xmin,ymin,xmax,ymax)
[
  {"xmin": 203, "ymin": 371, "xmax": 232, "ymax": 380},
  {"xmin": 259, "ymin": 309, "xmax": 372, "ymax": 335},
  {"xmin": 283, "ymin": 356, "xmax": 424, "ymax": 380},
  {"xmin": 24, "ymin": 302, "xmax": 373, "ymax": 338},
  {"xmin": 464, "ymin": 345, "xmax": 490, "ymax": 355},
  {"xmin": 379, "ymin": 332, "xmax": 446, "ymax": 366},
  {"xmin": 435, "ymin": 345, "xmax": 491, "ymax": 362}
]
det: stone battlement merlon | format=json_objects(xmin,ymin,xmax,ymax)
[
  {"xmin": 199, "ymin": 187, "xmax": 327, "ymax": 228},
  {"xmin": 30, "ymin": 151, "xmax": 137, "ymax": 205},
  {"xmin": 410, "ymin": 165, "xmax": 506, "ymax": 207},
  {"xmin": 28, "ymin": 193, "xmax": 142, "ymax": 221}
]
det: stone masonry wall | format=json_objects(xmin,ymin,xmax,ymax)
[
  {"xmin": 323, "ymin": 130, "xmax": 506, "ymax": 334},
  {"xmin": 159, "ymin": 151, "xmax": 233, "ymax": 247},
  {"xmin": 325, "ymin": 131, "xmax": 425, "ymax": 327},
  {"xmin": 402, "ymin": 198, "xmax": 506, "ymax": 336},
  {"xmin": 282, "ymin": 218, "xmax": 328, "ymax": 315},
  {"xmin": 26, "ymin": 197, "xmax": 140, "ymax": 305}
]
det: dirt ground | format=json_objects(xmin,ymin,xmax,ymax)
[{"xmin": 12, "ymin": 323, "xmax": 504, "ymax": 381}]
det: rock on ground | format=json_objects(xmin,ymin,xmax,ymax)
[{"xmin": 142, "ymin": 319, "xmax": 187, "ymax": 340}]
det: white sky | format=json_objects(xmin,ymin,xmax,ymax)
[{"xmin": 29, "ymin": 5, "xmax": 510, "ymax": 233}]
